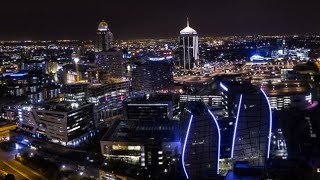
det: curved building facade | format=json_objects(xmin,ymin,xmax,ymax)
[
  {"xmin": 181, "ymin": 102, "xmax": 220, "ymax": 179},
  {"xmin": 231, "ymin": 86, "xmax": 272, "ymax": 166}
]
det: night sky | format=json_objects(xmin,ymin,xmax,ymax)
[{"xmin": 1, "ymin": 0, "xmax": 320, "ymax": 40}]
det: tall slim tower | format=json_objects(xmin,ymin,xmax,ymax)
[
  {"xmin": 179, "ymin": 18, "xmax": 199, "ymax": 69},
  {"xmin": 95, "ymin": 20, "xmax": 114, "ymax": 52}
]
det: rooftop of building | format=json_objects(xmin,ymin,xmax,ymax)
[
  {"xmin": 180, "ymin": 18, "xmax": 197, "ymax": 35},
  {"xmin": 126, "ymin": 93, "xmax": 176, "ymax": 102},
  {"xmin": 63, "ymin": 63, "xmax": 95, "ymax": 72},
  {"xmin": 98, "ymin": 20, "xmax": 109, "ymax": 31},
  {"xmin": 0, "ymin": 70, "xmax": 50, "ymax": 79},
  {"xmin": 40, "ymin": 101, "xmax": 92, "ymax": 112},
  {"xmin": 101, "ymin": 120, "xmax": 180, "ymax": 143},
  {"xmin": 88, "ymin": 80, "xmax": 129, "ymax": 89}
]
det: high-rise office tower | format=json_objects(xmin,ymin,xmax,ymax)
[
  {"xmin": 180, "ymin": 101, "xmax": 221, "ymax": 179},
  {"xmin": 95, "ymin": 20, "xmax": 114, "ymax": 52},
  {"xmin": 63, "ymin": 83, "xmax": 89, "ymax": 104},
  {"xmin": 179, "ymin": 18, "xmax": 199, "ymax": 69},
  {"xmin": 132, "ymin": 57, "xmax": 174, "ymax": 93},
  {"xmin": 95, "ymin": 49, "xmax": 125, "ymax": 81},
  {"xmin": 94, "ymin": 20, "xmax": 124, "ymax": 82},
  {"xmin": 62, "ymin": 81, "xmax": 130, "ymax": 127},
  {"xmin": 87, "ymin": 81, "xmax": 130, "ymax": 126},
  {"xmin": 124, "ymin": 94, "xmax": 174, "ymax": 121},
  {"xmin": 219, "ymin": 81, "xmax": 272, "ymax": 166}
]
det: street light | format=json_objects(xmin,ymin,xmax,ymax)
[{"xmin": 74, "ymin": 57, "xmax": 80, "ymax": 64}]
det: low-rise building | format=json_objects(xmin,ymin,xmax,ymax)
[
  {"xmin": 100, "ymin": 120, "xmax": 180, "ymax": 169},
  {"xmin": 17, "ymin": 102, "xmax": 94, "ymax": 146}
]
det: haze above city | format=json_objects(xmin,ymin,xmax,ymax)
[{"xmin": 1, "ymin": 0, "xmax": 320, "ymax": 40}]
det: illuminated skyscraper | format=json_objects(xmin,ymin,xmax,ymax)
[
  {"xmin": 95, "ymin": 49, "xmax": 125, "ymax": 80},
  {"xmin": 179, "ymin": 18, "xmax": 199, "ymax": 69},
  {"xmin": 132, "ymin": 57, "xmax": 174, "ymax": 93},
  {"xmin": 94, "ymin": 21, "xmax": 124, "ymax": 81},
  {"xmin": 95, "ymin": 20, "xmax": 114, "ymax": 52},
  {"xmin": 180, "ymin": 101, "xmax": 221, "ymax": 179},
  {"xmin": 219, "ymin": 81, "xmax": 272, "ymax": 166}
]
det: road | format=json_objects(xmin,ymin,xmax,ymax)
[
  {"xmin": 1, "ymin": 143, "xmax": 99, "ymax": 179},
  {"xmin": 0, "ymin": 160, "xmax": 27, "ymax": 180},
  {"xmin": 0, "ymin": 159, "xmax": 47, "ymax": 180},
  {"xmin": 0, "ymin": 147, "xmax": 47, "ymax": 180},
  {"xmin": 174, "ymin": 64, "xmax": 236, "ymax": 84}
]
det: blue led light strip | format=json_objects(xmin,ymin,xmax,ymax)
[
  {"xmin": 220, "ymin": 82, "xmax": 229, "ymax": 92},
  {"xmin": 182, "ymin": 114, "xmax": 193, "ymax": 179},
  {"xmin": 260, "ymin": 89, "xmax": 272, "ymax": 159},
  {"xmin": 231, "ymin": 94, "xmax": 243, "ymax": 158},
  {"xmin": 207, "ymin": 109, "xmax": 221, "ymax": 175}
]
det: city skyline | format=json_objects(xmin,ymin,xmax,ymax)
[
  {"xmin": 1, "ymin": 1, "xmax": 320, "ymax": 179},
  {"xmin": 1, "ymin": 0, "xmax": 320, "ymax": 40}
]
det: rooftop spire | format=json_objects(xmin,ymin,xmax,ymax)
[{"xmin": 187, "ymin": 17, "xmax": 189, "ymax": 27}]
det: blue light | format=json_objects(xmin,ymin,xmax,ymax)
[
  {"xmin": 231, "ymin": 94, "xmax": 243, "ymax": 158},
  {"xmin": 207, "ymin": 109, "xmax": 221, "ymax": 175},
  {"xmin": 250, "ymin": 54, "xmax": 265, "ymax": 61},
  {"xmin": 182, "ymin": 114, "xmax": 193, "ymax": 179},
  {"xmin": 10, "ymin": 73, "xmax": 28, "ymax": 77},
  {"xmin": 220, "ymin": 82, "xmax": 228, "ymax": 92},
  {"xmin": 149, "ymin": 57, "xmax": 165, "ymax": 61},
  {"xmin": 260, "ymin": 89, "xmax": 272, "ymax": 159},
  {"xmin": 15, "ymin": 143, "xmax": 20, "ymax": 150}
]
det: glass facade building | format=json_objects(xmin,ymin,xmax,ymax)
[
  {"xmin": 219, "ymin": 82, "xmax": 272, "ymax": 166},
  {"xmin": 180, "ymin": 101, "xmax": 220, "ymax": 179},
  {"xmin": 132, "ymin": 59, "xmax": 174, "ymax": 93}
]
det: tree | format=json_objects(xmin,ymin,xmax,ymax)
[{"xmin": 4, "ymin": 174, "xmax": 15, "ymax": 180}]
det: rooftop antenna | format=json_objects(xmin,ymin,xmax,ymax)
[{"xmin": 187, "ymin": 17, "xmax": 190, "ymax": 27}]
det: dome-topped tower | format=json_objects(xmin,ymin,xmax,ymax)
[
  {"xmin": 98, "ymin": 20, "xmax": 109, "ymax": 31},
  {"xmin": 95, "ymin": 20, "xmax": 114, "ymax": 52}
]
